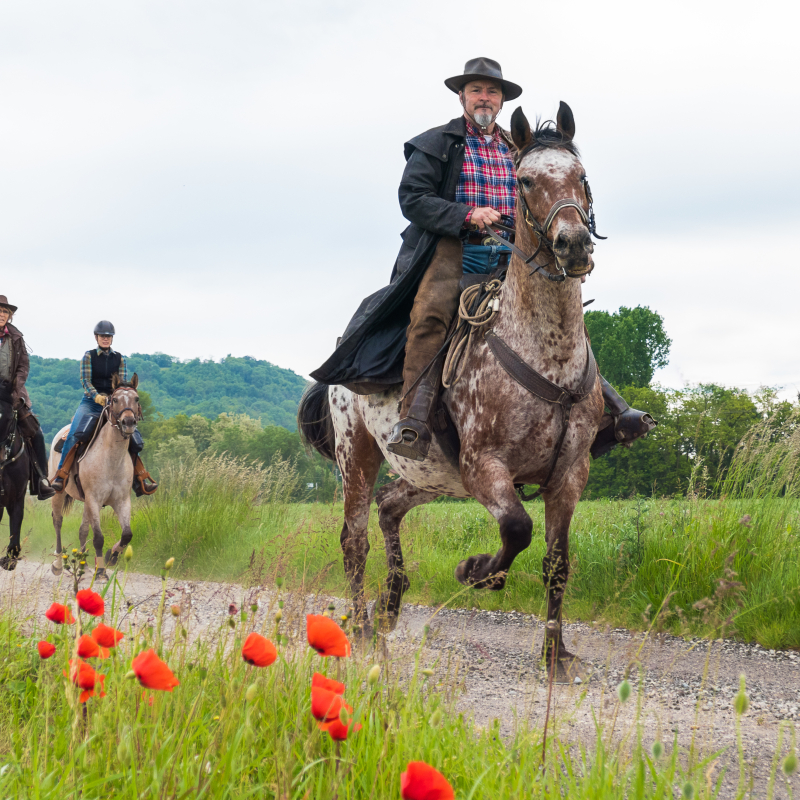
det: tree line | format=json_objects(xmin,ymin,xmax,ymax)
[{"xmin": 27, "ymin": 307, "xmax": 790, "ymax": 501}]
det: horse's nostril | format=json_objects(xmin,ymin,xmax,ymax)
[{"xmin": 554, "ymin": 233, "xmax": 569, "ymax": 251}]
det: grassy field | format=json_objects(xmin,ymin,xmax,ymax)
[
  {"xmin": 0, "ymin": 564, "xmax": 793, "ymax": 799},
  {"xmin": 11, "ymin": 456, "xmax": 800, "ymax": 650}
]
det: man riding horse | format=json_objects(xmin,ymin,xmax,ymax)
[
  {"xmin": 0, "ymin": 295, "xmax": 56, "ymax": 500},
  {"xmin": 52, "ymin": 321, "xmax": 157, "ymax": 496},
  {"xmin": 310, "ymin": 58, "xmax": 654, "ymax": 460}
]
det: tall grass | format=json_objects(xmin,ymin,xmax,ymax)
[{"xmin": 126, "ymin": 451, "xmax": 301, "ymax": 577}]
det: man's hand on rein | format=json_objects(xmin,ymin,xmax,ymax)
[
  {"xmin": 95, "ymin": 394, "xmax": 108, "ymax": 407},
  {"xmin": 470, "ymin": 206, "xmax": 502, "ymax": 230}
]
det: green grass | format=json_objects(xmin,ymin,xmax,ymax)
[
  {"xmin": 0, "ymin": 564, "xmax": 792, "ymax": 800},
  {"xmin": 13, "ymin": 481, "xmax": 800, "ymax": 649}
]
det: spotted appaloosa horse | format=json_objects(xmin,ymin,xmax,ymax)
[{"xmin": 299, "ymin": 103, "xmax": 605, "ymax": 681}]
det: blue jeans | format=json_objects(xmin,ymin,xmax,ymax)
[
  {"xmin": 58, "ymin": 396, "xmax": 103, "ymax": 468},
  {"xmin": 461, "ymin": 242, "xmax": 512, "ymax": 275}
]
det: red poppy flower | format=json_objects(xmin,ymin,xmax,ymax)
[
  {"xmin": 44, "ymin": 603, "xmax": 75, "ymax": 625},
  {"xmin": 76, "ymin": 589, "xmax": 105, "ymax": 617},
  {"xmin": 312, "ymin": 672, "xmax": 345, "ymax": 695},
  {"xmin": 306, "ymin": 614, "xmax": 351, "ymax": 657},
  {"xmin": 92, "ymin": 623, "xmax": 124, "ymax": 648},
  {"xmin": 318, "ymin": 717, "xmax": 362, "ymax": 741},
  {"xmin": 131, "ymin": 648, "xmax": 180, "ymax": 691},
  {"xmin": 241, "ymin": 632, "xmax": 277, "ymax": 667},
  {"xmin": 64, "ymin": 660, "xmax": 106, "ymax": 703},
  {"xmin": 400, "ymin": 762, "xmax": 455, "ymax": 800},
  {"xmin": 37, "ymin": 641, "xmax": 56, "ymax": 659},
  {"xmin": 311, "ymin": 686, "xmax": 352, "ymax": 722},
  {"xmin": 77, "ymin": 634, "xmax": 109, "ymax": 659}
]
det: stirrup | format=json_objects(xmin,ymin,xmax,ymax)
[
  {"xmin": 52, "ymin": 476, "xmax": 66, "ymax": 493},
  {"xmin": 134, "ymin": 476, "xmax": 158, "ymax": 497},
  {"xmin": 387, "ymin": 418, "xmax": 432, "ymax": 462},
  {"xmin": 37, "ymin": 479, "xmax": 56, "ymax": 501},
  {"xmin": 613, "ymin": 408, "xmax": 657, "ymax": 444}
]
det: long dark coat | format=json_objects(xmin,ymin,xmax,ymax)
[
  {"xmin": 310, "ymin": 116, "xmax": 477, "ymax": 394},
  {"xmin": 1, "ymin": 324, "xmax": 31, "ymax": 409}
]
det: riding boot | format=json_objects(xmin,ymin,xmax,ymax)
[
  {"xmin": 132, "ymin": 455, "xmax": 158, "ymax": 496},
  {"xmin": 388, "ymin": 235, "xmax": 463, "ymax": 462},
  {"xmin": 52, "ymin": 444, "xmax": 79, "ymax": 493},
  {"xmin": 29, "ymin": 429, "xmax": 56, "ymax": 500},
  {"xmin": 590, "ymin": 375, "xmax": 657, "ymax": 459}
]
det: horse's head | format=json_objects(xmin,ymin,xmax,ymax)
[
  {"xmin": 109, "ymin": 373, "xmax": 141, "ymax": 438},
  {"xmin": 511, "ymin": 102, "xmax": 598, "ymax": 279}
]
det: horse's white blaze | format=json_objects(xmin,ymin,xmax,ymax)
[{"xmin": 519, "ymin": 147, "xmax": 578, "ymax": 181}]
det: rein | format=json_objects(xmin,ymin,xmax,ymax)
[{"xmin": 0, "ymin": 411, "xmax": 26, "ymax": 497}]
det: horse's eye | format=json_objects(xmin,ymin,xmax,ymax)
[{"xmin": 519, "ymin": 177, "xmax": 533, "ymax": 191}]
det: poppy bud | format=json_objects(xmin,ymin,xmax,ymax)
[
  {"xmin": 327, "ymin": 603, "xmax": 336, "ymax": 612},
  {"xmin": 275, "ymin": 576, "xmax": 284, "ymax": 589},
  {"xmin": 734, "ymin": 674, "xmax": 749, "ymax": 715},
  {"xmin": 170, "ymin": 605, "xmax": 180, "ymax": 617},
  {"xmin": 422, "ymin": 668, "xmax": 434, "ymax": 677},
  {"xmin": 250, "ymin": 603, "xmax": 258, "ymax": 613},
  {"xmin": 338, "ymin": 706, "xmax": 350, "ymax": 725},
  {"xmin": 367, "ymin": 664, "xmax": 381, "ymax": 685},
  {"xmin": 164, "ymin": 557, "xmax": 175, "ymax": 571},
  {"xmin": 227, "ymin": 617, "xmax": 236, "ymax": 629},
  {"xmin": 617, "ymin": 680, "xmax": 631, "ymax": 704},
  {"xmin": 278, "ymin": 600, "xmax": 284, "ymax": 609},
  {"xmin": 429, "ymin": 708, "xmax": 443, "ymax": 727},
  {"xmin": 651, "ymin": 742, "xmax": 663, "ymax": 759},
  {"xmin": 245, "ymin": 683, "xmax": 257, "ymax": 702},
  {"xmin": 124, "ymin": 545, "xmax": 133, "ymax": 562},
  {"xmin": 125, "ymin": 670, "xmax": 136, "ymax": 680},
  {"xmin": 783, "ymin": 753, "xmax": 797, "ymax": 776},
  {"xmin": 117, "ymin": 740, "xmax": 130, "ymax": 763},
  {"xmin": 275, "ymin": 609, "xmax": 283, "ymax": 623},
  {"xmin": 682, "ymin": 782, "xmax": 694, "ymax": 799}
]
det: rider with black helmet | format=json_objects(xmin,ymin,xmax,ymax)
[{"xmin": 52, "ymin": 321, "xmax": 158, "ymax": 496}]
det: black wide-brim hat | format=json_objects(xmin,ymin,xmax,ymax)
[
  {"xmin": 0, "ymin": 295, "xmax": 18, "ymax": 313},
  {"xmin": 444, "ymin": 57, "xmax": 522, "ymax": 101}
]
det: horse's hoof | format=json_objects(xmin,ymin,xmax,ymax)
[
  {"xmin": 51, "ymin": 560, "xmax": 64, "ymax": 577},
  {"xmin": 543, "ymin": 653, "xmax": 588, "ymax": 685},
  {"xmin": 0, "ymin": 556, "xmax": 18, "ymax": 572},
  {"xmin": 105, "ymin": 548, "xmax": 119, "ymax": 568},
  {"xmin": 454, "ymin": 554, "xmax": 506, "ymax": 590},
  {"xmin": 94, "ymin": 568, "xmax": 109, "ymax": 582}
]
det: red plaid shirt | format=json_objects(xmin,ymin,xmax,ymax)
[{"xmin": 455, "ymin": 120, "xmax": 517, "ymax": 235}]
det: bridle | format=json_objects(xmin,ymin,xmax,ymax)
[
  {"xmin": 106, "ymin": 386, "xmax": 141, "ymax": 435},
  {"xmin": 481, "ymin": 153, "xmax": 606, "ymax": 282}
]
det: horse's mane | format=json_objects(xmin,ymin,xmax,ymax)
[{"xmin": 515, "ymin": 119, "xmax": 580, "ymax": 164}]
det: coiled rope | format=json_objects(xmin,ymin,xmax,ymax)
[{"xmin": 442, "ymin": 278, "xmax": 503, "ymax": 388}]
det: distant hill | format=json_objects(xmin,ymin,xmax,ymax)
[{"xmin": 26, "ymin": 352, "xmax": 309, "ymax": 444}]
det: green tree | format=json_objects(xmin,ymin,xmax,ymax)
[{"xmin": 585, "ymin": 306, "xmax": 671, "ymax": 387}]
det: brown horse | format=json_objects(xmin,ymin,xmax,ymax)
[
  {"xmin": 48, "ymin": 374, "xmax": 143, "ymax": 579},
  {"xmin": 299, "ymin": 103, "xmax": 605, "ymax": 681}
]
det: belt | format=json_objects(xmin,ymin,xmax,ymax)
[{"xmin": 467, "ymin": 232, "xmax": 515, "ymax": 246}]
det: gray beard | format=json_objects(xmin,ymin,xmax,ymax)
[{"xmin": 473, "ymin": 109, "xmax": 494, "ymax": 128}]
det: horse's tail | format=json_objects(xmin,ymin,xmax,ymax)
[
  {"xmin": 297, "ymin": 382, "xmax": 336, "ymax": 462},
  {"xmin": 62, "ymin": 494, "xmax": 74, "ymax": 515}
]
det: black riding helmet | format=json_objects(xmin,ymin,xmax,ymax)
[{"xmin": 94, "ymin": 320, "xmax": 115, "ymax": 336}]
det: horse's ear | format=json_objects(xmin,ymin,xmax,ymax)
[
  {"xmin": 112, "ymin": 373, "xmax": 120, "ymax": 391},
  {"xmin": 556, "ymin": 101, "xmax": 575, "ymax": 140},
  {"xmin": 131, "ymin": 373, "xmax": 139, "ymax": 390},
  {"xmin": 510, "ymin": 107, "xmax": 533, "ymax": 151}
]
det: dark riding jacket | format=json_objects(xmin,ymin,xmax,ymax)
[
  {"xmin": 311, "ymin": 117, "xmax": 514, "ymax": 393},
  {"xmin": 1, "ymin": 324, "xmax": 31, "ymax": 410}
]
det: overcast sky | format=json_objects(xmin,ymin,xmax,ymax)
[{"xmin": 2, "ymin": 0, "xmax": 799, "ymax": 397}]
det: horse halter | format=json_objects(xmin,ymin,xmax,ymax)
[{"xmin": 483, "ymin": 173, "xmax": 606, "ymax": 282}]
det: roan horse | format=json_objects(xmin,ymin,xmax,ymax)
[
  {"xmin": 48, "ymin": 374, "xmax": 144, "ymax": 579},
  {"xmin": 299, "ymin": 103, "xmax": 606, "ymax": 681},
  {"xmin": 0, "ymin": 381, "xmax": 32, "ymax": 571}
]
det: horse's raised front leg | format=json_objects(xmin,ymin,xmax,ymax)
[
  {"xmin": 105, "ymin": 496, "xmax": 133, "ymax": 568},
  {"xmin": 455, "ymin": 456, "xmax": 533, "ymax": 590},
  {"xmin": 335, "ymin": 419, "xmax": 384, "ymax": 633},
  {"xmin": 374, "ymin": 478, "xmax": 437, "ymax": 630},
  {"xmin": 540, "ymin": 456, "xmax": 589, "ymax": 683}
]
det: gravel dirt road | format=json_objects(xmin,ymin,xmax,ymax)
[{"xmin": 2, "ymin": 559, "xmax": 797, "ymax": 799}]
